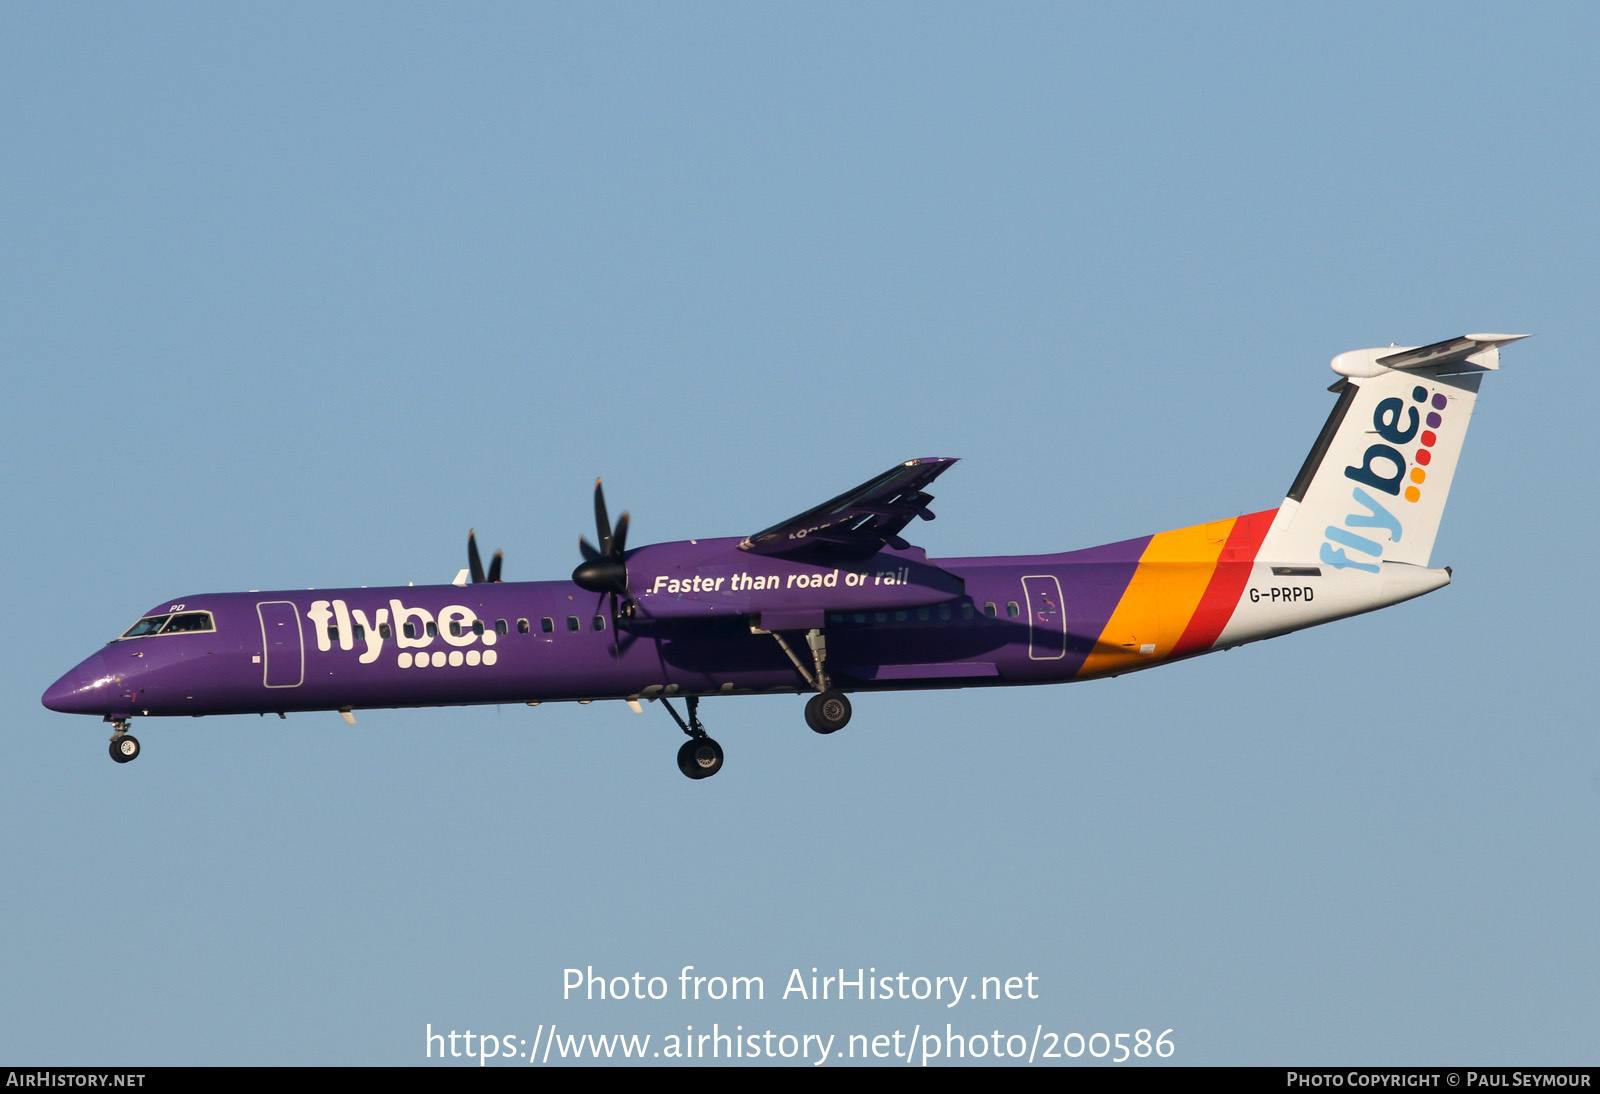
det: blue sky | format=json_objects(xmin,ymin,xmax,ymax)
[{"xmin": 3, "ymin": 3, "xmax": 1595, "ymax": 1065}]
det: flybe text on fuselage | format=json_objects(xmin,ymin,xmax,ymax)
[{"xmin": 304, "ymin": 598, "xmax": 500, "ymax": 669}]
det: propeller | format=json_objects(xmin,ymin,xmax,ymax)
[
  {"xmin": 467, "ymin": 529, "xmax": 504, "ymax": 584},
  {"xmin": 571, "ymin": 479, "xmax": 636, "ymax": 651}
]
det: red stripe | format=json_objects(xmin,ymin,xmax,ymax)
[{"xmin": 1171, "ymin": 508, "xmax": 1276, "ymax": 656}]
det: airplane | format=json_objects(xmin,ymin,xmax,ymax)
[{"xmin": 42, "ymin": 333, "xmax": 1523, "ymax": 779}]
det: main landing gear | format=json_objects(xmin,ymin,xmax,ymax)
[
  {"xmin": 761, "ymin": 625, "xmax": 853, "ymax": 735},
  {"xmin": 661, "ymin": 696, "xmax": 724, "ymax": 780},
  {"xmin": 657, "ymin": 629, "xmax": 855, "ymax": 779},
  {"xmin": 805, "ymin": 690, "xmax": 852, "ymax": 734},
  {"xmin": 108, "ymin": 719, "xmax": 140, "ymax": 764}
]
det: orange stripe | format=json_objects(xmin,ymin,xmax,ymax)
[
  {"xmin": 1077, "ymin": 517, "xmax": 1234, "ymax": 678},
  {"xmin": 1171, "ymin": 508, "xmax": 1276, "ymax": 656}
]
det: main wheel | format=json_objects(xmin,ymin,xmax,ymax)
[
  {"xmin": 676, "ymin": 737, "xmax": 724, "ymax": 780},
  {"xmin": 109, "ymin": 735, "xmax": 141, "ymax": 764},
  {"xmin": 805, "ymin": 690, "xmax": 852, "ymax": 734}
]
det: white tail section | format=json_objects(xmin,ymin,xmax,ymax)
[{"xmin": 1258, "ymin": 334, "xmax": 1524, "ymax": 570}]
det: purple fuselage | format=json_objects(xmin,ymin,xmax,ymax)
[{"xmin": 43, "ymin": 534, "xmax": 1152, "ymax": 721}]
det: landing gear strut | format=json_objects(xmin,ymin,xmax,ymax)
[
  {"xmin": 757, "ymin": 626, "xmax": 855, "ymax": 735},
  {"xmin": 108, "ymin": 719, "xmax": 140, "ymax": 764},
  {"xmin": 661, "ymin": 695, "xmax": 724, "ymax": 780}
]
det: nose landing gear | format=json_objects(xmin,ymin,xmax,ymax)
[{"xmin": 108, "ymin": 720, "xmax": 140, "ymax": 764}]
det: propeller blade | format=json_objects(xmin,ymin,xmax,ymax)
[
  {"xmin": 487, "ymin": 550, "xmax": 503, "ymax": 583},
  {"xmin": 612, "ymin": 511, "xmax": 630, "ymax": 556},
  {"xmin": 579, "ymin": 536, "xmax": 600, "ymax": 563},
  {"xmin": 593, "ymin": 479, "xmax": 613, "ymax": 556},
  {"xmin": 467, "ymin": 530, "xmax": 486, "ymax": 584}
]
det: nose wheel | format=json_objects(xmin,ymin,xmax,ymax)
[{"xmin": 108, "ymin": 722, "xmax": 140, "ymax": 764}]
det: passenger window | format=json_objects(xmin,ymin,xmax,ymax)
[
  {"xmin": 961, "ymin": 603, "xmax": 974, "ymax": 620},
  {"xmin": 517, "ymin": 618, "xmax": 530, "ymax": 635},
  {"xmin": 426, "ymin": 622, "xmax": 438, "ymax": 638},
  {"xmin": 938, "ymin": 605, "xmax": 951, "ymax": 621},
  {"xmin": 567, "ymin": 616, "xmax": 579, "ymax": 633},
  {"xmin": 894, "ymin": 610, "xmax": 907, "ymax": 622},
  {"xmin": 541, "ymin": 617, "xmax": 554, "ymax": 634},
  {"xmin": 353, "ymin": 624, "xmax": 365, "ymax": 642},
  {"xmin": 449, "ymin": 621, "xmax": 462, "ymax": 638},
  {"xmin": 916, "ymin": 607, "xmax": 929, "ymax": 622},
  {"xmin": 404, "ymin": 622, "xmax": 417, "ymax": 639},
  {"xmin": 873, "ymin": 612, "xmax": 887, "ymax": 623},
  {"xmin": 984, "ymin": 602, "xmax": 997, "ymax": 618},
  {"xmin": 496, "ymin": 619, "xmax": 508, "ymax": 636},
  {"xmin": 379, "ymin": 623, "xmax": 392, "ymax": 639},
  {"xmin": 327, "ymin": 626, "xmax": 339, "ymax": 643},
  {"xmin": 593, "ymin": 615, "xmax": 606, "ymax": 632},
  {"xmin": 472, "ymin": 620, "xmax": 485, "ymax": 637},
  {"xmin": 1007, "ymin": 601, "xmax": 1020, "ymax": 618}
]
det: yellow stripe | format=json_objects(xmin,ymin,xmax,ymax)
[{"xmin": 1076, "ymin": 517, "xmax": 1235, "ymax": 678}]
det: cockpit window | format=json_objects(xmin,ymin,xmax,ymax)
[
  {"xmin": 122, "ymin": 615, "xmax": 170, "ymax": 638},
  {"xmin": 120, "ymin": 611, "xmax": 216, "ymax": 639},
  {"xmin": 162, "ymin": 612, "xmax": 215, "ymax": 634}
]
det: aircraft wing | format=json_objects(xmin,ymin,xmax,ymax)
[{"xmin": 738, "ymin": 457, "xmax": 959, "ymax": 558}]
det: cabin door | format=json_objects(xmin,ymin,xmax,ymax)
[
  {"xmin": 257, "ymin": 601, "xmax": 305, "ymax": 688},
  {"xmin": 1023, "ymin": 574, "xmax": 1067, "ymax": 660}
]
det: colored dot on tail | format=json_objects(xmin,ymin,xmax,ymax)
[
  {"xmin": 1426, "ymin": 412, "xmax": 1442, "ymax": 428},
  {"xmin": 1413, "ymin": 386, "xmax": 1428, "ymax": 402},
  {"xmin": 1421, "ymin": 429, "xmax": 1436, "ymax": 446},
  {"xmin": 1432, "ymin": 393, "xmax": 1447, "ymax": 409},
  {"xmin": 1411, "ymin": 467, "xmax": 1426, "ymax": 484},
  {"xmin": 1416, "ymin": 449, "xmax": 1431, "ymax": 465},
  {"xmin": 1405, "ymin": 486, "xmax": 1421, "ymax": 502}
]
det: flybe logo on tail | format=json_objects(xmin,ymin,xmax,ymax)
[{"xmin": 1322, "ymin": 385, "xmax": 1448, "ymax": 573}]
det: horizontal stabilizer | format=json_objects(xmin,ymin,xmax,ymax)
[{"xmin": 1335, "ymin": 334, "xmax": 1528, "ymax": 378}]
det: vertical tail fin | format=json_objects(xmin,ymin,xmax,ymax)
[{"xmin": 1258, "ymin": 334, "xmax": 1525, "ymax": 570}]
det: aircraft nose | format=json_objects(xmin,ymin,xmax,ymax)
[{"xmin": 42, "ymin": 651, "xmax": 119, "ymax": 714}]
